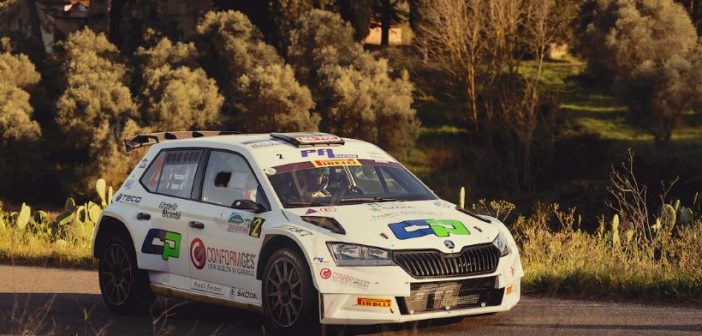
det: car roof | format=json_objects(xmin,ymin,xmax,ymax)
[{"xmin": 145, "ymin": 132, "xmax": 397, "ymax": 169}]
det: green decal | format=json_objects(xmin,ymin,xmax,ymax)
[
  {"xmin": 163, "ymin": 231, "xmax": 182, "ymax": 260},
  {"xmin": 426, "ymin": 219, "xmax": 470, "ymax": 237}
]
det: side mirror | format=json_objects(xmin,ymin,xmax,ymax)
[{"xmin": 232, "ymin": 199, "xmax": 265, "ymax": 213}]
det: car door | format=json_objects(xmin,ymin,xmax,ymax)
[
  {"xmin": 185, "ymin": 149, "xmax": 271, "ymax": 303},
  {"xmin": 137, "ymin": 148, "xmax": 205, "ymax": 280}
]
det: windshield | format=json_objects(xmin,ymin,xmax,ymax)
[{"xmin": 267, "ymin": 159, "xmax": 436, "ymax": 208}]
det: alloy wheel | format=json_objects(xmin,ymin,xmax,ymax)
[
  {"xmin": 99, "ymin": 243, "xmax": 133, "ymax": 306},
  {"xmin": 264, "ymin": 258, "xmax": 304, "ymax": 328}
]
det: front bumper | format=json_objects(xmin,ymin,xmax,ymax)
[{"xmin": 315, "ymin": 252, "xmax": 523, "ymax": 325}]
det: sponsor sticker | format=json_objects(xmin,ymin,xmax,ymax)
[
  {"xmin": 388, "ymin": 219, "xmax": 470, "ymax": 240},
  {"xmin": 230, "ymin": 288, "xmax": 258, "ymax": 300},
  {"xmin": 190, "ymin": 238, "xmax": 206, "ymax": 270},
  {"xmin": 357, "ymin": 298, "xmax": 392, "ymax": 308},
  {"xmin": 506, "ymin": 285, "xmax": 514, "ymax": 295},
  {"xmin": 115, "ymin": 194, "xmax": 142, "ymax": 204},
  {"xmin": 242, "ymin": 139, "xmax": 282, "ymax": 148},
  {"xmin": 301, "ymin": 149, "xmax": 358, "ymax": 159},
  {"xmin": 190, "ymin": 238, "xmax": 256, "ymax": 276},
  {"xmin": 311, "ymin": 159, "xmax": 361, "ymax": 168},
  {"xmin": 280, "ymin": 225, "xmax": 313, "ymax": 237},
  {"xmin": 295, "ymin": 135, "xmax": 341, "ymax": 143},
  {"xmin": 123, "ymin": 179, "xmax": 134, "ymax": 190},
  {"xmin": 159, "ymin": 202, "xmax": 180, "ymax": 219},
  {"xmin": 191, "ymin": 280, "xmax": 226, "ymax": 296},
  {"xmin": 138, "ymin": 158, "xmax": 148, "ymax": 169},
  {"xmin": 320, "ymin": 268, "xmax": 370, "ymax": 290},
  {"xmin": 312, "ymin": 257, "xmax": 328, "ymax": 264},
  {"xmin": 141, "ymin": 229, "xmax": 181, "ymax": 260}
]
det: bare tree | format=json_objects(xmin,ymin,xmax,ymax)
[
  {"xmin": 415, "ymin": 0, "xmax": 564, "ymax": 191},
  {"xmin": 414, "ymin": 0, "xmax": 487, "ymax": 128}
]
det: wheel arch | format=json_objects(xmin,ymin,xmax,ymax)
[
  {"xmin": 93, "ymin": 215, "xmax": 136, "ymax": 259},
  {"xmin": 256, "ymin": 234, "xmax": 313, "ymax": 283}
]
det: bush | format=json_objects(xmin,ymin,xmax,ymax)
[
  {"xmin": 578, "ymin": 0, "xmax": 702, "ymax": 144},
  {"xmin": 197, "ymin": 10, "xmax": 319, "ymax": 132},
  {"xmin": 136, "ymin": 37, "xmax": 223, "ymax": 130},
  {"xmin": 0, "ymin": 43, "xmax": 41, "ymax": 142},
  {"xmin": 55, "ymin": 28, "xmax": 143, "ymax": 192},
  {"xmin": 288, "ymin": 9, "xmax": 420, "ymax": 154}
]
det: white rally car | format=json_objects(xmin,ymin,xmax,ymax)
[{"xmin": 92, "ymin": 131, "xmax": 523, "ymax": 334}]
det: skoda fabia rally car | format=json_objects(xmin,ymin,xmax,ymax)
[{"xmin": 92, "ymin": 131, "xmax": 523, "ymax": 334}]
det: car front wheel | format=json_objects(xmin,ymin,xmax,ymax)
[
  {"xmin": 262, "ymin": 247, "xmax": 319, "ymax": 334},
  {"xmin": 98, "ymin": 236, "xmax": 154, "ymax": 314}
]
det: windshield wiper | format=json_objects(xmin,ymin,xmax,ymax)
[
  {"xmin": 338, "ymin": 197, "xmax": 400, "ymax": 204},
  {"xmin": 285, "ymin": 200, "xmax": 326, "ymax": 207}
]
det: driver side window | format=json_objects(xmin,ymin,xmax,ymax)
[{"xmin": 201, "ymin": 151, "xmax": 263, "ymax": 207}]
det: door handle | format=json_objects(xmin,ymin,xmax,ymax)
[
  {"xmin": 189, "ymin": 221, "xmax": 205, "ymax": 229},
  {"xmin": 137, "ymin": 212, "xmax": 151, "ymax": 220}
]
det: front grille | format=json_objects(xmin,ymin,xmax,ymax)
[
  {"xmin": 397, "ymin": 276, "xmax": 503, "ymax": 314},
  {"xmin": 393, "ymin": 243, "xmax": 500, "ymax": 278}
]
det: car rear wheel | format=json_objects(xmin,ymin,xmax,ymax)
[
  {"xmin": 98, "ymin": 236, "xmax": 154, "ymax": 315},
  {"xmin": 262, "ymin": 247, "xmax": 320, "ymax": 334}
]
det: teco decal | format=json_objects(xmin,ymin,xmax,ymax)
[
  {"xmin": 320, "ymin": 268, "xmax": 332, "ymax": 279},
  {"xmin": 190, "ymin": 238, "xmax": 206, "ymax": 270}
]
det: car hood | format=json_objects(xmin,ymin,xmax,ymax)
[{"xmin": 283, "ymin": 200, "xmax": 500, "ymax": 253}]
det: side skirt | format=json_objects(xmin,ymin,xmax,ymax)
[{"xmin": 150, "ymin": 283, "xmax": 264, "ymax": 313}]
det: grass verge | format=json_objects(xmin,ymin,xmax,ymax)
[{"xmin": 0, "ymin": 228, "xmax": 95, "ymax": 269}]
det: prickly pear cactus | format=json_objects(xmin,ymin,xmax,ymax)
[
  {"xmin": 16, "ymin": 203, "xmax": 31, "ymax": 231},
  {"xmin": 87, "ymin": 202, "xmax": 102, "ymax": 223},
  {"xmin": 661, "ymin": 204, "xmax": 677, "ymax": 232},
  {"xmin": 107, "ymin": 186, "xmax": 113, "ymax": 206},
  {"xmin": 65, "ymin": 197, "xmax": 76, "ymax": 211},
  {"xmin": 96, "ymin": 178, "xmax": 107, "ymax": 208},
  {"xmin": 31, "ymin": 210, "xmax": 50, "ymax": 233},
  {"xmin": 678, "ymin": 207, "xmax": 694, "ymax": 226},
  {"xmin": 612, "ymin": 214, "xmax": 620, "ymax": 247}
]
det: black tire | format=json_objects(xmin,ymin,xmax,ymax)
[
  {"xmin": 262, "ymin": 247, "xmax": 320, "ymax": 335},
  {"xmin": 98, "ymin": 236, "xmax": 154, "ymax": 315}
]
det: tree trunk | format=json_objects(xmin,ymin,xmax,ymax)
[{"xmin": 381, "ymin": 0, "xmax": 390, "ymax": 48}]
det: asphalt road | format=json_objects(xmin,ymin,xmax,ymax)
[{"xmin": 1, "ymin": 265, "xmax": 701, "ymax": 336}]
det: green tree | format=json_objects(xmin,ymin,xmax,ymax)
[
  {"xmin": 288, "ymin": 9, "xmax": 420, "ymax": 154},
  {"xmin": 579, "ymin": 0, "xmax": 701, "ymax": 144},
  {"xmin": 269, "ymin": 0, "xmax": 314, "ymax": 55},
  {"xmin": 118, "ymin": 0, "xmax": 182, "ymax": 53},
  {"xmin": 675, "ymin": 0, "xmax": 702, "ymax": 34},
  {"xmin": 338, "ymin": 0, "xmax": 373, "ymax": 41},
  {"xmin": 578, "ymin": 0, "xmax": 697, "ymax": 82},
  {"xmin": 136, "ymin": 38, "xmax": 223, "ymax": 130},
  {"xmin": 0, "ymin": 44, "xmax": 41, "ymax": 141},
  {"xmin": 197, "ymin": 10, "xmax": 319, "ymax": 132},
  {"xmin": 56, "ymin": 28, "xmax": 141, "ymax": 192}
]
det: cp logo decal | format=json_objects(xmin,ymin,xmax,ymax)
[
  {"xmin": 320, "ymin": 268, "xmax": 332, "ymax": 279},
  {"xmin": 190, "ymin": 238, "xmax": 206, "ymax": 270},
  {"xmin": 388, "ymin": 219, "xmax": 470, "ymax": 240},
  {"xmin": 141, "ymin": 229, "xmax": 181, "ymax": 260}
]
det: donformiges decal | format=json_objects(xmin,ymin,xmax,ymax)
[
  {"xmin": 141, "ymin": 229, "xmax": 182, "ymax": 260},
  {"xmin": 388, "ymin": 219, "xmax": 470, "ymax": 240}
]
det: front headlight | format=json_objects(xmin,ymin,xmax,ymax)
[
  {"xmin": 327, "ymin": 243, "xmax": 395, "ymax": 266},
  {"xmin": 492, "ymin": 233, "xmax": 512, "ymax": 257}
]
